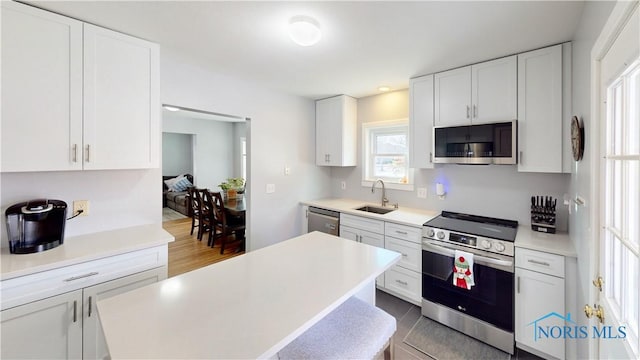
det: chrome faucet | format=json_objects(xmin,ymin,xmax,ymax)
[{"xmin": 371, "ymin": 179, "xmax": 388, "ymax": 207}]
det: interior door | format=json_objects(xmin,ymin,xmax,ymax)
[{"xmin": 593, "ymin": 4, "xmax": 639, "ymax": 359}]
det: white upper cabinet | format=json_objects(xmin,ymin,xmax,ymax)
[
  {"xmin": 517, "ymin": 44, "xmax": 569, "ymax": 173},
  {"xmin": 1, "ymin": 2, "xmax": 83, "ymax": 172},
  {"xmin": 435, "ymin": 55, "xmax": 517, "ymax": 127},
  {"xmin": 0, "ymin": 2, "xmax": 160, "ymax": 172},
  {"xmin": 409, "ymin": 75, "xmax": 435, "ymax": 169},
  {"xmin": 316, "ymin": 95, "xmax": 357, "ymax": 167},
  {"xmin": 83, "ymin": 24, "xmax": 160, "ymax": 170},
  {"xmin": 472, "ymin": 55, "xmax": 518, "ymax": 123},
  {"xmin": 434, "ymin": 66, "xmax": 472, "ymax": 127}
]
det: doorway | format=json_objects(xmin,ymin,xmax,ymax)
[{"xmin": 160, "ymin": 104, "xmax": 250, "ymax": 277}]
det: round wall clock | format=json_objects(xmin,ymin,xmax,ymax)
[{"xmin": 571, "ymin": 116, "xmax": 584, "ymax": 161}]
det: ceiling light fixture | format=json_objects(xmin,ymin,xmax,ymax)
[
  {"xmin": 163, "ymin": 105, "xmax": 180, "ymax": 112},
  {"xmin": 378, "ymin": 86, "xmax": 391, "ymax": 92},
  {"xmin": 288, "ymin": 15, "xmax": 321, "ymax": 47}
]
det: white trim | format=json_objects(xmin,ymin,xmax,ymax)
[
  {"xmin": 361, "ymin": 118, "xmax": 412, "ymax": 186},
  {"xmin": 361, "ymin": 180, "xmax": 415, "ymax": 192},
  {"xmin": 589, "ymin": 2, "xmax": 640, "ymax": 359}
]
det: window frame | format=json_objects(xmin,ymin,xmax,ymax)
[{"xmin": 361, "ymin": 119, "xmax": 414, "ymax": 191}]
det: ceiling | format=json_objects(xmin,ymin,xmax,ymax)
[{"xmin": 27, "ymin": 1, "xmax": 586, "ymax": 99}]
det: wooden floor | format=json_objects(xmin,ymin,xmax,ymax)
[{"xmin": 163, "ymin": 218, "xmax": 244, "ymax": 278}]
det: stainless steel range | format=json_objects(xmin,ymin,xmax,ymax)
[{"xmin": 421, "ymin": 211, "xmax": 518, "ymax": 354}]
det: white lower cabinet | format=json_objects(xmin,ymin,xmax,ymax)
[
  {"xmin": 384, "ymin": 265, "xmax": 422, "ymax": 303},
  {"xmin": 1, "ymin": 290, "xmax": 83, "ymax": 359},
  {"xmin": 1, "ymin": 267, "xmax": 166, "ymax": 359},
  {"xmin": 341, "ymin": 224, "xmax": 385, "ymax": 287},
  {"xmin": 515, "ymin": 248, "xmax": 566, "ymax": 360},
  {"xmin": 383, "ymin": 222, "xmax": 422, "ymax": 305}
]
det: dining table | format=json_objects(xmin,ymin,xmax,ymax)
[{"xmin": 223, "ymin": 196, "xmax": 246, "ymax": 217}]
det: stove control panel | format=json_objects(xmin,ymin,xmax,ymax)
[{"xmin": 422, "ymin": 227, "xmax": 514, "ymax": 257}]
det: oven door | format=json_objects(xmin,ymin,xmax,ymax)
[{"xmin": 422, "ymin": 239, "xmax": 514, "ymax": 332}]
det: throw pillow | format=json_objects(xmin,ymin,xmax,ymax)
[
  {"xmin": 164, "ymin": 176, "xmax": 181, "ymax": 192},
  {"xmin": 171, "ymin": 177, "xmax": 193, "ymax": 192}
]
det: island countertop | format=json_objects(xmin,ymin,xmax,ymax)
[{"xmin": 97, "ymin": 231, "xmax": 401, "ymax": 359}]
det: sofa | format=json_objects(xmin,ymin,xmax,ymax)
[{"xmin": 163, "ymin": 174, "xmax": 194, "ymax": 217}]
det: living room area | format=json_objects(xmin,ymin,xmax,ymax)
[{"xmin": 160, "ymin": 105, "xmax": 248, "ymax": 277}]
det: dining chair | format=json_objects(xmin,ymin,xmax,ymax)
[
  {"xmin": 187, "ymin": 187, "xmax": 201, "ymax": 237},
  {"xmin": 209, "ymin": 191, "xmax": 246, "ymax": 254}
]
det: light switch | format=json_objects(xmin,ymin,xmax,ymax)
[
  {"xmin": 284, "ymin": 166, "xmax": 291, "ymax": 176},
  {"xmin": 266, "ymin": 184, "xmax": 276, "ymax": 193}
]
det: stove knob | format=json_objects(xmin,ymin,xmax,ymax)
[
  {"xmin": 436, "ymin": 231, "xmax": 445, "ymax": 240},
  {"xmin": 427, "ymin": 229, "xmax": 435, "ymax": 238},
  {"xmin": 494, "ymin": 242, "xmax": 506, "ymax": 252},
  {"xmin": 481, "ymin": 240, "xmax": 492, "ymax": 249}
]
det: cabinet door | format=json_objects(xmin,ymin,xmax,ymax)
[
  {"xmin": 409, "ymin": 75, "xmax": 435, "ymax": 168},
  {"xmin": 434, "ymin": 66, "xmax": 471, "ymax": 127},
  {"xmin": 83, "ymin": 24, "xmax": 160, "ymax": 170},
  {"xmin": 83, "ymin": 267, "xmax": 166, "ymax": 360},
  {"xmin": 1, "ymin": 290, "xmax": 83, "ymax": 359},
  {"xmin": 339, "ymin": 225, "xmax": 359, "ymax": 242},
  {"xmin": 471, "ymin": 55, "xmax": 517, "ymax": 123},
  {"xmin": 315, "ymin": 95, "xmax": 357, "ymax": 167},
  {"xmin": 358, "ymin": 230, "xmax": 385, "ymax": 287},
  {"xmin": 1, "ymin": 1, "xmax": 83, "ymax": 172},
  {"xmin": 515, "ymin": 267, "xmax": 565, "ymax": 360},
  {"xmin": 517, "ymin": 45, "xmax": 563, "ymax": 173}
]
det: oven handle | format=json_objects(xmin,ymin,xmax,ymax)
[{"xmin": 423, "ymin": 241, "xmax": 513, "ymax": 268}]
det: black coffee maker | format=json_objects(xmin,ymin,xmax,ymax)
[{"xmin": 5, "ymin": 199, "xmax": 67, "ymax": 254}]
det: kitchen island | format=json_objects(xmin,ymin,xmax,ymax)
[{"xmin": 98, "ymin": 231, "xmax": 401, "ymax": 359}]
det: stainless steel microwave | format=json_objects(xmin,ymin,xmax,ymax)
[{"xmin": 432, "ymin": 120, "xmax": 517, "ymax": 165}]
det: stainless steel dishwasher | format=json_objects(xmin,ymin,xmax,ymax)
[{"xmin": 307, "ymin": 207, "xmax": 340, "ymax": 236}]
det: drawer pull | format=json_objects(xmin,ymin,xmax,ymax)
[
  {"xmin": 401, "ymin": 253, "xmax": 408, "ymax": 257},
  {"xmin": 64, "ymin": 272, "xmax": 99, "ymax": 282},
  {"xmin": 527, "ymin": 259, "xmax": 551, "ymax": 267},
  {"xmin": 395, "ymin": 230, "xmax": 408, "ymax": 235},
  {"xmin": 395, "ymin": 279, "xmax": 408, "ymax": 286}
]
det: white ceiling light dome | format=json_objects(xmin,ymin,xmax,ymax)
[{"xmin": 288, "ymin": 15, "xmax": 321, "ymax": 47}]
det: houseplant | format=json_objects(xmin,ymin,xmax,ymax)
[{"xmin": 218, "ymin": 178, "xmax": 245, "ymax": 199}]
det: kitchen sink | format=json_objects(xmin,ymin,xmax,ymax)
[{"xmin": 355, "ymin": 206, "xmax": 395, "ymax": 215}]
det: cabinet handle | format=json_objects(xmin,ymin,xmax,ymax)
[
  {"xmin": 395, "ymin": 279, "xmax": 408, "ymax": 286},
  {"xmin": 473, "ymin": 105, "xmax": 477, "ymax": 118},
  {"xmin": 466, "ymin": 105, "xmax": 470, "ymax": 119},
  {"xmin": 395, "ymin": 230, "xmax": 408, "ymax": 235},
  {"xmin": 401, "ymin": 253, "xmax": 408, "ymax": 257},
  {"xmin": 327, "ymin": 154, "xmax": 331, "ymax": 163},
  {"xmin": 305, "ymin": 209, "xmax": 309, "ymax": 218},
  {"xmin": 86, "ymin": 144, "xmax": 91, "ymax": 162},
  {"xmin": 64, "ymin": 271, "xmax": 99, "ymax": 282},
  {"xmin": 429, "ymin": 152, "xmax": 433, "ymax": 163},
  {"xmin": 88, "ymin": 296, "xmax": 93, "ymax": 318},
  {"xmin": 517, "ymin": 276, "xmax": 520, "ymax": 293},
  {"xmin": 527, "ymin": 259, "xmax": 551, "ymax": 267},
  {"xmin": 73, "ymin": 300, "xmax": 77, "ymax": 323},
  {"xmin": 72, "ymin": 144, "xmax": 78, "ymax": 163}
]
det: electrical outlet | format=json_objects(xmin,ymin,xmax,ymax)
[
  {"xmin": 73, "ymin": 200, "xmax": 89, "ymax": 216},
  {"xmin": 284, "ymin": 166, "xmax": 291, "ymax": 176},
  {"xmin": 266, "ymin": 184, "xmax": 276, "ymax": 194},
  {"xmin": 341, "ymin": 181, "xmax": 346, "ymax": 190},
  {"xmin": 417, "ymin": 188, "xmax": 427, "ymax": 199}
]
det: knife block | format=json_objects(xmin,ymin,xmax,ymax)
[{"xmin": 531, "ymin": 196, "xmax": 556, "ymax": 234}]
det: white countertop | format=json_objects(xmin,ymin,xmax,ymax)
[
  {"xmin": 97, "ymin": 231, "xmax": 401, "ymax": 359},
  {"xmin": 514, "ymin": 225, "xmax": 576, "ymax": 257},
  {"xmin": 301, "ymin": 198, "xmax": 438, "ymax": 227},
  {"xmin": 1, "ymin": 224, "xmax": 174, "ymax": 280}
]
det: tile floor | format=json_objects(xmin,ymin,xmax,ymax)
[{"xmin": 375, "ymin": 290, "xmax": 544, "ymax": 360}]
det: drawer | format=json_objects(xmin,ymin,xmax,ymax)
[
  {"xmin": 515, "ymin": 248, "xmax": 565, "ymax": 278},
  {"xmin": 340, "ymin": 213, "xmax": 384, "ymax": 234},
  {"xmin": 385, "ymin": 222, "xmax": 422, "ymax": 244},
  {"xmin": 384, "ymin": 237, "xmax": 421, "ymax": 272},
  {"xmin": 384, "ymin": 265, "xmax": 421, "ymax": 304},
  {"xmin": 1, "ymin": 245, "xmax": 168, "ymax": 310}
]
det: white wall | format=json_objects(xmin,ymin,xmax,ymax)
[
  {"xmin": 162, "ymin": 132, "xmax": 194, "ymax": 176},
  {"xmin": 569, "ymin": 2, "xmax": 616, "ymax": 359},
  {"xmin": 162, "ymin": 116, "xmax": 237, "ymax": 190},
  {"xmin": 330, "ymin": 89, "xmax": 571, "ymax": 229},
  {"xmin": 161, "ymin": 49, "xmax": 332, "ymax": 251}
]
